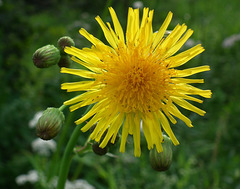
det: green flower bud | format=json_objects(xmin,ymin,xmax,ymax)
[
  {"xmin": 92, "ymin": 142, "xmax": 108, "ymax": 156},
  {"xmin": 36, "ymin": 107, "xmax": 65, "ymax": 140},
  {"xmin": 149, "ymin": 135, "xmax": 173, "ymax": 171},
  {"xmin": 33, "ymin": 45, "xmax": 60, "ymax": 68},
  {"xmin": 57, "ymin": 36, "xmax": 75, "ymax": 55},
  {"xmin": 58, "ymin": 55, "xmax": 72, "ymax": 68}
]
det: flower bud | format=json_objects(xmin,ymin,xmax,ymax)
[
  {"xmin": 57, "ymin": 36, "xmax": 75, "ymax": 55},
  {"xmin": 57, "ymin": 55, "xmax": 72, "ymax": 68},
  {"xmin": 33, "ymin": 45, "xmax": 60, "ymax": 68},
  {"xmin": 149, "ymin": 135, "xmax": 173, "ymax": 171},
  {"xmin": 92, "ymin": 142, "xmax": 108, "ymax": 156},
  {"xmin": 36, "ymin": 107, "xmax": 65, "ymax": 140}
]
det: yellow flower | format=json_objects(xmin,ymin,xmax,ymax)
[{"xmin": 61, "ymin": 7, "xmax": 212, "ymax": 157}]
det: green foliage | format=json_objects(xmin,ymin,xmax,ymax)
[{"xmin": 1, "ymin": 0, "xmax": 240, "ymax": 188}]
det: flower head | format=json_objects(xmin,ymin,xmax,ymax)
[{"xmin": 61, "ymin": 7, "xmax": 212, "ymax": 156}]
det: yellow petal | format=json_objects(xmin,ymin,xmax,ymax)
[
  {"xmin": 120, "ymin": 113, "xmax": 132, "ymax": 153},
  {"xmin": 64, "ymin": 90, "xmax": 100, "ymax": 106},
  {"xmin": 79, "ymin": 28, "xmax": 104, "ymax": 46},
  {"xmin": 99, "ymin": 112, "xmax": 124, "ymax": 148},
  {"xmin": 75, "ymin": 99, "xmax": 108, "ymax": 125},
  {"xmin": 171, "ymin": 78, "xmax": 204, "ymax": 84},
  {"xmin": 133, "ymin": 113, "xmax": 141, "ymax": 157},
  {"xmin": 126, "ymin": 8, "xmax": 139, "ymax": 43},
  {"xmin": 61, "ymin": 81, "xmax": 95, "ymax": 92},
  {"xmin": 109, "ymin": 7, "xmax": 125, "ymax": 42},
  {"xmin": 159, "ymin": 24, "xmax": 187, "ymax": 54},
  {"xmin": 80, "ymin": 111, "xmax": 104, "ymax": 132},
  {"xmin": 168, "ymin": 44, "xmax": 205, "ymax": 68},
  {"xmin": 163, "ymin": 29, "xmax": 193, "ymax": 58},
  {"xmin": 169, "ymin": 104, "xmax": 193, "ymax": 127},
  {"xmin": 171, "ymin": 96, "xmax": 206, "ymax": 116},
  {"xmin": 158, "ymin": 111, "xmax": 180, "ymax": 145},
  {"xmin": 95, "ymin": 16, "xmax": 118, "ymax": 48},
  {"xmin": 152, "ymin": 11, "xmax": 173, "ymax": 49},
  {"xmin": 61, "ymin": 67, "xmax": 95, "ymax": 79},
  {"xmin": 176, "ymin": 83, "xmax": 212, "ymax": 98},
  {"xmin": 175, "ymin": 65, "xmax": 210, "ymax": 77},
  {"xmin": 142, "ymin": 115, "xmax": 153, "ymax": 149}
]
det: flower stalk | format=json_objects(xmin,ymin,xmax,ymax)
[
  {"xmin": 56, "ymin": 105, "xmax": 93, "ymax": 189},
  {"xmin": 56, "ymin": 123, "xmax": 84, "ymax": 189}
]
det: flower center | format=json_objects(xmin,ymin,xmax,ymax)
[
  {"xmin": 97, "ymin": 42, "xmax": 174, "ymax": 113},
  {"xmin": 127, "ymin": 65, "xmax": 145, "ymax": 91}
]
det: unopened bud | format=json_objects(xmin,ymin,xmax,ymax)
[
  {"xmin": 57, "ymin": 36, "xmax": 75, "ymax": 55},
  {"xmin": 33, "ymin": 45, "xmax": 60, "ymax": 68},
  {"xmin": 58, "ymin": 55, "xmax": 72, "ymax": 68},
  {"xmin": 149, "ymin": 135, "xmax": 173, "ymax": 171},
  {"xmin": 36, "ymin": 107, "xmax": 65, "ymax": 140},
  {"xmin": 92, "ymin": 142, "xmax": 108, "ymax": 156}
]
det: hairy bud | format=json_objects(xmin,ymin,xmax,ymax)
[
  {"xmin": 58, "ymin": 55, "xmax": 72, "ymax": 68},
  {"xmin": 33, "ymin": 45, "xmax": 60, "ymax": 68},
  {"xmin": 57, "ymin": 36, "xmax": 75, "ymax": 55},
  {"xmin": 92, "ymin": 142, "xmax": 108, "ymax": 156},
  {"xmin": 149, "ymin": 135, "xmax": 173, "ymax": 171},
  {"xmin": 36, "ymin": 107, "xmax": 65, "ymax": 140}
]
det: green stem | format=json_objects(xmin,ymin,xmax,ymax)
[
  {"xmin": 84, "ymin": 135, "xmax": 91, "ymax": 146},
  {"xmin": 47, "ymin": 109, "xmax": 75, "ymax": 180},
  {"xmin": 56, "ymin": 105, "xmax": 92, "ymax": 189},
  {"xmin": 59, "ymin": 104, "xmax": 67, "ymax": 112},
  {"xmin": 56, "ymin": 123, "xmax": 83, "ymax": 189}
]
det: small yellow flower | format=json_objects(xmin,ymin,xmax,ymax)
[{"xmin": 61, "ymin": 7, "xmax": 212, "ymax": 157}]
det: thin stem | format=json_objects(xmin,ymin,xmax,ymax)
[
  {"xmin": 47, "ymin": 110, "xmax": 75, "ymax": 180},
  {"xmin": 56, "ymin": 105, "xmax": 93, "ymax": 189},
  {"xmin": 84, "ymin": 135, "xmax": 91, "ymax": 146},
  {"xmin": 56, "ymin": 123, "xmax": 84, "ymax": 189},
  {"xmin": 59, "ymin": 104, "xmax": 67, "ymax": 112}
]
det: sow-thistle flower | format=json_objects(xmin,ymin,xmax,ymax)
[{"xmin": 61, "ymin": 7, "xmax": 212, "ymax": 157}]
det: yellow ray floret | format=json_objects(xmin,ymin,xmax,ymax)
[{"xmin": 61, "ymin": 7, "xmax": 211, "ymax": 157}]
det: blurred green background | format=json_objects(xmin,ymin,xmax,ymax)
[{"xmin": 1, "ymin": 0, "xmax": 240, "ymax": 188}]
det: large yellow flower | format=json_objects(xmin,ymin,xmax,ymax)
[{"xmin": 61, "ymin": 7, "xmax": 212, "ymax": 157}]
